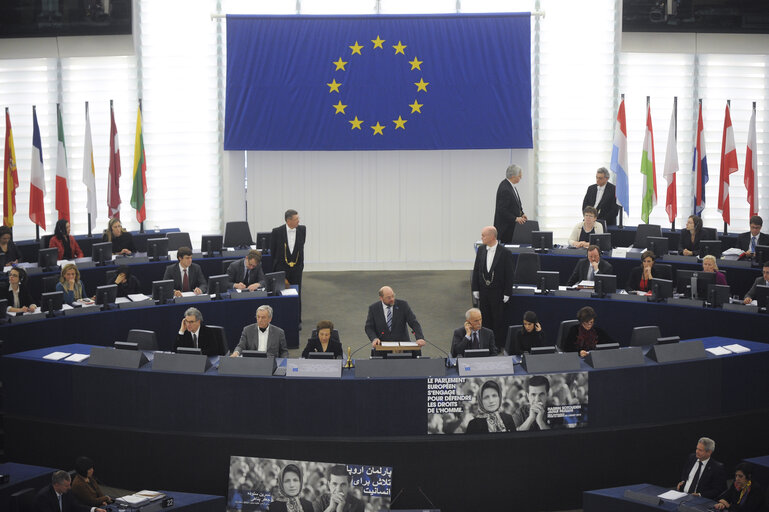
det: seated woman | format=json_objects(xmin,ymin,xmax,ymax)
[
  {"xmin": 49, "ymin": 219, "xmax": 84, "ymax": 260},
  {"xmin": 564, "ymin": 306, "xmax": 614, "ymax": 357},
  {"xmin": 569, "ymin": 206, "xmax": 604, "ymax": 248},
  {"xmin": 0, "ymin": 225, "xmax": 21, "ymax": 265},
  {"xmin": 1, "ymin": 267, "xmax": 37, "ymax": 313},
  {"xmin": 267, "ymin": 464, "xmax": 313, "ymax": 512},
  {"xmin": 56, "ymin": 263, "xmax": 87, "ymax": 305},
  {"xmin": 71, "ymin": 456, "xmax": 113, "ymax": 508},
  {"xmin": 513, "ymin": 310, "xmax": 545, "ymax": 355},
  {"xmin": 702, "ymin": 254, "xmax": 728, "ymax": 286},
  {"xmin": 109, "ymin": 265, "xmax": 142, "ymax": 297},
  {"xmin": 715, "ymin": 462, "xmax": 763, "ymax": 511},
  {"xmin": 103, "ymin": 217, "xmax": 136, "ymax": 255},
  {"xmin": 679, "ymin": 214, "xmax": 703, "ymax": 256},
  {"xmin": 626, "ymin": 250, "xmax": 661, "ymax": 292},
  {"xmin": 465, "ymin": 379, "xmax": 514, "ymax": 433},
  {"xmin": 301, "ymin": 320, "xmax": 343, "ymax": 358}
]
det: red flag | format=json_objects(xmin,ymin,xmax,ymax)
[
  {"xmin": 3, "ymin": 108, "xmax": 19, "ymax": 227},
  {"xmin": 745, "ymin": 106, "xmax": 758, "ymax": 217},
  {"xmin": 717, "ymin": 102, "xmax": 739, "ymax": 225},
  {"xmin": 108, "ymin": 101, "xmax": 122, "ymax": 220}
]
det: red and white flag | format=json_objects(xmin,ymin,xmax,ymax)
[
  {"xmin": 663, "ymin": 101, "xmax": 678, "ymax": 223},
  {"xmin": 717, "ymin": 102, "xmax": 739, "ymax": 225},
  {"xmin": 108, "ymin": 101, "xmax": 121, "ymax": 220},
  {"xmin": 744, "ymin": 106, "xmax": 758, "ymax": 217}
]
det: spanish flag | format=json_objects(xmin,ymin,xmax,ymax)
[{"xmin": 3, "ymin": 108, "xmax": 18, "ymax": 226}]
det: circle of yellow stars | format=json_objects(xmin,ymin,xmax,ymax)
[{"xmin": 325, "ymin": 35, "xmax": 428, "ymax": 136}]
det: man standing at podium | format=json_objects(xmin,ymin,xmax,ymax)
[
  {"xmin": 365, "ymin": 286, "xmax": 425, "ymax": 351},
  {"xmin": 270, "ymin": 209, "xmax": 306, "ymax": 321},
  {"xmin": 472, "ymin": 226, "xmax": 514, "ymax": 351},
  {"xmin": 676, "ymin": 437, "xmax": 726, "ymax": 499}
]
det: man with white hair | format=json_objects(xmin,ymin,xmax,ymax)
[
  {"xmin": 231, "ymin": 305, "xmax": 288, "ymax": 357},
  {"xmin": 493, "ymin": 164, "xmax": 527, "ymax": 244},
  {"xmin": 450, "ymin": 308, "xmax": 498, "ymax": 357},
  {"xmin": 582, "ymin": 166, "xmax": 618, "ymax": 226},
  {"xmin": 676, "ymin": 437, "xmax": 727, "ymax": 499}
]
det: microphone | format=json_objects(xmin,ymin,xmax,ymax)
[
  {"xmin": 416, "ymin": 486, "xmax": 437, "ymax": 509},
  {"xmin": 350, "ymin": 340, "xmax": 374, "ymax": 358},
  {"xmin": 414, "ymin": 330, "xmax": 454, "ymax": 367}
]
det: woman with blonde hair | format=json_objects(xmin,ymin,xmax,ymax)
[{"xmin": 56, "ymin": 263, "xmax": 86, "ymax": 305}]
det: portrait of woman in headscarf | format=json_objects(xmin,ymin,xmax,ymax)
[
  {"xmin": 465, "ymin": 379, "xmax": 515, "ymax": 433},
  {"xmin": 268, "ymin": 463, "xmax": 313, "ymax": 512}
]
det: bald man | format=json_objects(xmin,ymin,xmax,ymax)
[
  {"xmin": 472, "ymin": 226, "xmax": 514, "ymax": 350},
  {"xmin": 365, "ymin": 286, "xmax": 425, "ymax": 351}
]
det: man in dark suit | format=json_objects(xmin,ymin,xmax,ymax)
[
  {"xmin": 270, "ymin": 209, "xmax": 306, "ymax": 320},
  {"xmin": 582, "ymin": 167, "xmax": 618, "ymax": 226},
  {"xmin": 450, "ymin": 307, "xmax": 498, "ymax": 357},
  {"xmin": 226, "ymin": 249, "xmax": 266, "ymax": 291},
  {"xmin": 365, "ymin": 286, "xmax": 425, "ymax": 351},
  {"xmin": 35, "ymin": 470, "xmax": 106, "ymax": 512},
  {"xmin": 567, "ymin": 245, "xmax": 614, "ymax": 286},
  {"xmin": 737, "ymin": 215, "xmax": 769, "ymax": 256},
  {"xmin": 231, "ymin": 304, "xmax": 288, "ymax": 357},
  {"xmin": 162, "ymin": 246, "xmax": 207, "ymax": 297},
  {"xmin": 743, "ymin": 261, "xmax": 769, "ymax": 304},
  {"xmin": 676, "ymin": 437, "xmax": 727, "ymax": 499},
  {"xmin": 173, "ymin": 307, "xmax": 226, "ymax": 356},
  {"xmin": 493, "ymin": 164, "xmax": 526, "ymax": 244},
  {"xmin": 472, "ymin": 226, "xmax": 514, "ymax": 350}
]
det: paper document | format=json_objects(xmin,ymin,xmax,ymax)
[
  {"xmin": 722, "ymin": 247, "xmax": 744, "ymax": 256},
  {"xmin": 117, "ymin": 496, "xmax": 149, "ymax": 506},
  {"xmin": 115, "ymin": 297, "xmax": 131, "ymax": 304},
  {"xmin": 180, "ymin": 291, "xmax": 196, "ymax": 297},
  {"xmin": 380, "ymin": 342, "xmax": 400, "ymax": 347},
  {"xmin": 611, "ymin": 248, "xmax": 629, "ymax": 258},
  {"xmin": 400, "ymin": 342, "xmax": 419, "ymax": 347},
  {"xmin": 281, "ymin": 288, "xmax": 299, "ymax": 296},
  {"xmin": 724, "ymin": 343, "xmax": 750, "ymax": 353},
  {"xmin": 577, "ymin": 280, "xmax": 595, "ymax": 288},
  {"xmin": 135, "ymin": 490, "xmax": 165, "ymax": 500},
  {"xmin": 657, "ymin": 490, "xmax": 688, "ymax": 500},
  {"xmin": 64, "ymin": 353, "xmax": 90, "ymax": 362},
  {"xmin": 706, "ymin": 346, "xmax": 732, "ymax": 356},
  {"xmin": 43, "ymin": 351, "xmax": 71, "ymax": 361},
  {"xmin": 128, "ymin": 293, "xmax": 151, "ymax": 302}
]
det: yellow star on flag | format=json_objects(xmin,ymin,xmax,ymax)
[
  {"xmin": 327, "ymin": 79, "xmax": 341, "ymax": 93},
  {"xmin": 392, "ymin": 41, "xmax": 407, "ymax": 55},
  {"xmin": 349, "ymin": 116, "xmax": 363, "ymax": 130},
  {"xmin": 408, "ymin": 57, "xmax": 423, "ymax": 70},
  {"xmin": 349, "ymin": 41, "xmax": 363, "ymax": 55},
  {"xmin": 414, "ymin": 78, "xmax": 429, "ymax": 92},
  {"xmin": 371, "ymin": 35, "xmax": 385, "ymax": 49},
  {"xmin": 371, "ymin": 122, "xmax": 385, "ymax": 135},
  {"xmin": 333, "ymin": 58, "xmax": 348, "ymax": 71},
  {"xmin": 409, "ymin": 100, "xmax": 423, "ymax": 114},
  {"xmin": 333, "ymin": 101, "xmax": 347, "ymax": 114},
  {"xmin": 393, "ymin": 116, "xmax": 407, "ymax": 130}
]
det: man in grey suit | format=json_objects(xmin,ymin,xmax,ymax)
[
  {"xmin": 450, "ymin": 308, "xmax": 498, "ymax": 357},
  {"xmin": 163, "ymin": 246, "xmax": 207, "ymax": 297},
  {"xmin": 231, "ymin": 304, "xmax": 288, "ymax": 357},
  {"xmin": 743, "ymin": 261, "xmax": 769, "ymax": 304},
  {"xmin": 226, "ymin": 249, "xmax": 266, "ymax": 291}
]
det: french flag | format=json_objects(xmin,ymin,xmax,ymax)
[{"xmin": 29, "ymin": 106, "xmax": 46, "ymax": 230}]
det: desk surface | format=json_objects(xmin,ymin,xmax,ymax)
[{"xmin": 583, "ymin": 483, "xmax": 716, "ymax": 512}]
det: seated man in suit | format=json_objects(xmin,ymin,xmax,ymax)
[
  {"xmin": 35, "ymin": 470, "xmax": 106, "ymax": 512},
  {"xmin": 451, "ymin": 308, "xmax": 498, "ymax": 357},
  {"xmin": 230, "ymin": 304, "xmax": 288, "ymax": 358},
  {"xmin": 582, "ymin": 166, "xmax": 618, "ymax": 226},
  {"xmin": 173, "ymin": 307, "xmax": 226, "ymax": 356},
  {"xmin": 226, "ymin": 249, "xmax": 266, "ymax": 291},
  {"xmin": 676, "ymin": 437, "xmax": 727, "ymax": 499},
  {"xmin": 567, "ymin": 244, "xmax": 614, "ymax": 286},
  {"xmin": 163, "ymin": 246, "xmax": 207, "ymax": 297},
  {"xmin": 365, "ymin": 286, "xmax": 425, "ymax": 354},
  {"xmin": 743, "ymin": 261, "xmax": 769, "ymax": 304},
  {"xmin": 737, "ymin": 215, "xmax": 769, "ymax": 257}
]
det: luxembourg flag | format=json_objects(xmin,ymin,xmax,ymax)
[
  {"xmin": 693, "ymin": 101, "xmax": 708, "ymax": 216},
  {"xmin": 611, "ymin": 98, "xmax": 629, "ymax": 215},
  {"xmin": 29, "ymin": 106, "xmax": 46, "ymax": 230},
  {"xmin": 640, "ymin": 100, "xmax": 657, "ymax": 224},
  {"xmin": 744, "ymin": 105, "xmax": 758, "ymax": 217},
  {"xmin": 717, "ymin": 102, "xmax": 739, "ymax": 225}
]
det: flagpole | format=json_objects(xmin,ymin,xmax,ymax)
[
  {"xmin": 138, "ymin": 98, "xmax": 145, "ymax": 234},
  {"xmin": 618, "ymin": 93, "xmax": 624, "ymax": 229},
  {"xmin": 724, "ymin": 99, "xmax": 730, "ymax": 235},
  {"xmin": 671, "ymin": 96, "xmax": 677, "ymax": 232},
  {"xmin": 86, "ymin": 101, "xmax": 92, "ymax": 237}
]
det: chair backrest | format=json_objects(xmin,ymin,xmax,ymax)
[
  {"xmin": 511, "ymin": 220, "xmax": 540, "ymax": 245},
  {"xmin": 10, "ymin": 487, "xmax": 36, "ymax": 512},
  {"xmin": 556, "ymin": 319, "xmax": 579, "ymax": 352},
  {"xmin": 166, "ymin": 232, "xmax": 192, "ymax": 251},
  {"xmin": 207, "ymin": 324, "xmax": 229, "ymax": 356},
  {"xmin": 654, "ymin": 263, "xmax": 673, "ymax": 281},
  {"xmin": 701, "ymin": 227, "xmax": 717, "ymax": 240},
  {"xmin": 42, "ymin": 275, "xmax": 59, "ymax": 293},
  {"xmin": 634, "ymin": 224, "xmax": 662, "ymax": 248},
  {"xmin": 224, "ymin": 221, "xmax": 254, "ymax": 248},
  {"xmin": 504, "ymin": 324, "xmax": 523, "ymax": 356},
  {"xmin": 126, "ymin": 329, "xmax": 159, "ymax": 351},
  {"xmin": 222, "ymin": 259, "xmax": 237, "ymax": 274},
  {"xmin": 596, "ymin": 219, "xmax": 607, "ymax": 231},
  {"xmin": 514, "ymin": 252, "xmax": 541, "ymax": 285},
  {"xmin": 629, "ymin": 325, "xmax": 661, "ymax": 347},
  {"xmin": 39, "ymin": 234, "xmax": 54, "ymax": 249},
  {"xmin": 105, "ymin": 270, "xmax": 117, "ymax": 284},
  {"xmin": 311, "ymin": 328, "xmax": 340, "ymax": 342}
]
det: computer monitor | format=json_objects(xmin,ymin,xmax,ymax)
[
  {"xmin": 177, "ymin": 347, "xmax": 202, "ymax": 355},
  {"xmin": 675, "ymin": 270, "xmax": 716, "ymax": 299},
  {"xmin": 207, "ymin": 274, "xmax": 230, "ymax": 298},
  {"xmin": 699, "ymin": 239, "xmax": 723, "ymax": 259},
  {"xmin": 753, "ymin": 284, "xmax": 769, "ymax": 311},
  {"xmin": 41, "ymin": 291, "xmax": 64, "ymax": 316},
  {"xmin": 265, "ymin": 271, "xmax": 286, "ymax": 295},
  {"xmin": 38, "ymin": 247, "xmax": 58, "ymax": 270},
  {"xmin": 91, "ymin": 241, "xmax": 113, "ymax": 266},
  {"xmin": 649, "ymin": 278, "xmax": 673, "ymax": 302},
  {"xmin": 151, "ymin": 279, "xmax": 175, "ymax": 305},
  {"xmin": 95, "ymin": 284, "xmax": 118, "ymax": 306},
  {"xmin": 242, "ymin": 350, "xmax": 268, "ymax": 358},
  {"xmin": 201, "ymin": 235, "xmax": 223, "ymax": 257},
  {"xmin": 0, "ymin": 299, "xmax": 7, "ymax": 321},
  {"xmin": 647, "ymin": 236, "xmax": 669, "ymax": 258},
  {"xmin": 307, "ymin": 351, "xmax": 336, "ymax": 360},
  {"xmin": 256, "ymin": 232, "xmax": 271, "ymax": 252},
  {"xmin": 147, "ymin": 237, "xmax": 169, "ymax": 262},
  {"xmin": 589, "ymin": 233, "xmax": 612, "ymax": 253},
  {"xmin": 707, "ymin": 284, "xmax": 730, "ymax": 308},
  {"xmin": 753, "ymin": 245, "xmax": 769, "ymax": 265},
  {"xmin": 114, "ymin": 341, "xmax": 138, "ymax": 351},
  {"xmin": 462, "ymin": 348, "xmax": 491, "ymax": 358},
  {"xmin": 593, "ymin": 273, "xmax": 616, "ymax": 297},
  {"xmin": 531, "ymin": 231, "xmax": 553, "ymax": 251},
  {"xmin": 536, "ymin": 271, "xmax": 560, "ymax": 293}
]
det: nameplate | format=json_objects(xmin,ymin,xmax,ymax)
[
  {"xmin": 553, "ymin": 289, "xmax": 587, "ymax": 298},
  {"xmin": 63, "ymin": 305, "xmax": 100, "ymax": 317},
  {"xmin": 511, "ymin": 287, "xmax": 536, "ymax": 296},
  {"xmin": 285, "ymin": 358, "xmax": 342, "ymax": 378},
  {"xmin": 229, "ymin": 289, "xmax": 268, "ymax": 299},
  {"xmin": 611, "ymin": 293, "xmax": 650, "ymax": 303},
  {"xmin": 152, "ymin": 351, "xmax": 211, "ymax": 373},
  {"xmin": 677, "ymin": 495, "xmax": 720, "ymax": 512},
  {"xmin": 118, "ymin": 299, "xmax": 154, "ymax": 310},
  {"xmin": 458, "ymin": 356, "xmax": 515, "ymax": 377},
  {"xmin": 218, "ymin": 356, "xmax": 276, "ymax": 376},
  {"xmin": 660, "ymin": 254, "xmax": 698, "ymax": 264},
  {"xmin": 522, "ymin": 352, "xmax": 581, "ymax": 373},
  {"xmin": 23, "ymin": 267, "xmax": 44, "ymax": 275},
  {"xmin": 75, "ymin": 260, "xmax": 96, "ymax": 269},
  {"xmin": 503, "ymin": 246, "xmax": 535, "ymax": 254},
  {"xmin": 647, "ymin": 340, "xmax": 707, "ymax": 364},
  {"xmin": 623, "ymin": 488, "xmax": 662, "ymax": 506},
  {"xmin": 551, "ymin": 248, "xmax": 586, "ymax": 256},
  {"xmin": 585, "ymin": 346, "xmax": 645, "ymax": 369},
  {"xmin": 668, "ymin": 297, "xmax": 705, "ymax": 308},
  {"xmin": 117, "ymin": 255, "xmax": 150, "ymax": 265},
  {"xmin": 224, "ymin": 248, "xmax": 251, "ymax": 258},
  {"xmin": 722, "ymin": 302, "xmax": 756, "ymax": 313},
  {"xmin": 173, "ymin": 294, "xmax": 211, "ymax": 304},
  {"xmin": 89, "ymin": 346, "xmax": 149, "ymax": 369},
  {"xmin": 9, "ymin": 313, "xmax": 47, "ymax": 323},
  {"xmin": 355, "ymin": 358, "xmax": 446, "ymax": 378}
]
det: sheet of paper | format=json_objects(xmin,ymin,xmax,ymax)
[
  {"xmin": 722, "ymin": 247, "xmax": 743, "ymax": 256},
  {"xmin": 724, "ymin": 343, "xmax": 750, "ymax": 353},
  {"xmin": 64, "ymin": 353, "xmax": 90, "ymax": 362},
  {"xmin": 115, "ymin": 297, "xmax": 131, "ymax": 304},
  {"xmin": 43, "ymin": 351, "xmax": 72, "ymax": 361},
  {"xmin": 117, "ymin": 495, "xmax": 149, "ymax": 506},
  {"xmin": 180, "ymin": 291, "xmax": 196, "ymax": 297},
  {"xmin": 380, "ymin": 342, "xmax": 400, "ymax": 347},
  {"xmin": 280, "ymin": 288, "xmax": 299, "ymax": 296},
  {"xmin": 706, "ymin": 346, "xmax": 732, "ymax": 356},
  {"xmin": 611, "ymin": 248, "xmax": 629, "ymax": 258},
  {"xmin": 578, "ymin": 280, "xmax": 595, "ymax": 288},
  {"xmin": 128, "ymin": 293, "xmax": 151, "ymax": 302},
  {"xmin": 400, "ymin": 342, "xmax": 419, "ymax": 347},
  {"xmin": 658, "ymin": 490, "xmax": 688, "ymax": 500}
]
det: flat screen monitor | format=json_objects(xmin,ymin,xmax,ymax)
[
  {"xmin": 147, "ymin": 237, "xmax": 169, "ymax": 262},
  {"xmin": 531, "ymin": 231, "xmax": 553, "ymax": 251},
  {"xmin": 595, "ymin": 343, "xmax": 620, "ymax": 350},
  {"xmin": 754, "ymin": 245, "xmax": 769, "ymax": 265},
  {"xmin": 647, "ymin": 236, "xmax": 669, "ymax": 258},
  {"xmin": 675, "ymin": 270, "xmax": 716, "ymax": 299},
  {"xmin": 95, "ymin": 284, "xmax": 118, "ymax": 306},
  {"xmin": 41, "ymin": 291, "xmax": 64, "ymax": 315},
  {"xmin": 307, "ymin": 351, "xmax": 336, "ymax": 360},
  {"xmin": 650, "ymin": 278, "xmax": 673, "ymax": 301},
  {"xmin": 207, "ymin": 274, "xmax": 230, "ymax": 297},
  {"xmin": 201, "ymin": 235, "xmax": 223, "ymax": 257},
  {"xmin": 593, "ymin": 273, "xmax": 616, "ymax": 297},
  {"xmin": 0, "ymin": 299, "xmax": 6, "ymax": 320},
  {"xmin": 537, "ymin": 271, "xmax": 560, "ymax": 292},
  {"xmin": 589, "ymin": 233, "xmax": 612, "ymax": 253},
  {"xmin": 177, "ymin": 347, "xmax": 202, "ymax": 355},
  {"xmin": 38, "ymin": 247, "xmax": 59, "ymax": 270},
  {"xmin": 151, "ymin": 279, "xmax": 175, "ymax": 305},
  {"xmin": 242, "ymin": 350, "xmax": 268, "ymax": 358},
  {"xmin": 699, "ymin": 239, "xmax": 723, "ymax": 259},
  {"xmin": 114, "ymin": 341, "xmax": 138, "ymax": 351},
  {"xmin": 706, "ymin": 284, "xmax": 730, "ymax": 308},
  {"xmin": 530, "ymin": 346, "xmax": 556, "ymax": 355},
  {"xmin": 657, "ymin": 336, "xmax": 680, "ymax": 345},
  {"xmin": 462, "ymin": 348, "xmax": 490, "ymax": 358},
  {"xmin": 91, "ymin": 241, "xmax": 113, "ymax": 265},
  {"xmin": 265, "ymin": 271, "xmax": 286, "ymax": 295},
  {"xmin": 754, "ymin": 284, "xmax": 769, "ymax": 311}
]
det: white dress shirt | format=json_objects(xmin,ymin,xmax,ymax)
[
  {"xmin": 286, "ymin": 225, "xmax": 297, "ymax": 253},
  {"xmin": 594, "ymin": 184, "xmax": 606, "ymax": 208},
  {"xmin": 486, "ymin": 242, "xmax": 498, "ymax": 273},
  {"xmin": 257, "ymin": 325, "xmax": 270, "ymax": 352}
]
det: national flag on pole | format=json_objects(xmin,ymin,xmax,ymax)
[
  {"xmin": 82, "ymin": 102, "xmax": 97, "ymax": 229},
  {"xmin": 640, "ymin": 100, "xmax": 657, "ymax": 224},
  {"xmin": 663, "ymin": 101, "xmax": 678, "ymax": 224},
  {"xmin": 693, "ymin": 101, "xmax": 708, "ymax": 216},
  {"xmin": 744, "ymin": 105, "xmax": 758, "ymax": 218},
  {"xmin": 29, "ymin": 106, "xmax": 46, "ymax": 230},
  {"xmin": 55, "ymin": 104, "xmax": 70, "ymax": 221},
  {"xmin": 107, "ymin": 101, "xmax": 121, "ymax": 220},
  {"xmin": 130, "ymin": 103, "xmax": 147, "ymax": 224},
  {"xmin": 3, "ymin": 108, "xmax": 19, "ymax": 227},
  {"xmin": 717, "ymin": 102, "xmax": 739, "ymax": 225},
  {"xmin": 611, "ymin": 98, "xmax": 629, "ymax": 215}
]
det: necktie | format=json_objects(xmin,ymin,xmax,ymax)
[
  {"xmin": 192, "ymin": 332, "xmax": 198, "ymax": 348},
  {"xmin": 182, "ymin": 268, "xmax": 190, "ymax": 292},
  {"xmin": 472, "ymin": 331, "xmax": 479, "ymax": 349},
  {"xmin": 751, "ymin": 236, "xmax": 757, "ymax": 252},
  {"xmin": 688, "ymin": 461, "xmax": 703, "ymax": 493},
  {"xmin": 244, "ymin": 266, "xmax": 250, "ymax": 284},
  {"xmin": 58, "ymin": 494, "xmax": 62, "ymax": 512},
  {"xmin": 386, "ymin": 306, "xmax": 392, "ymax": 331}
]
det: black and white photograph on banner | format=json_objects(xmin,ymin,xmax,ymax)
[
  {"xmin": 227, "ymin": 456, "xmax": 392, "ymax": 512},
  {"xmin": 426, "ymin": 373, "xmax": 589, "ymax": 434}
]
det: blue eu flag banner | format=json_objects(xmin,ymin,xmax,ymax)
[{"xmin": 225, "ymin": 14, "xmax": 532, "ymax": 151}]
